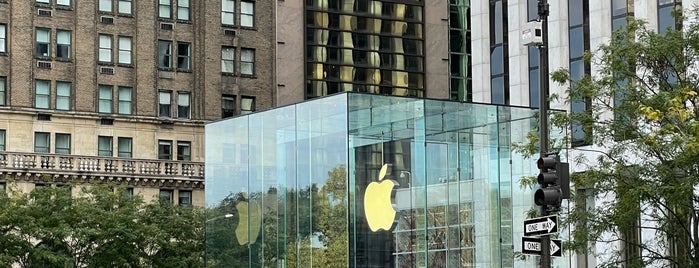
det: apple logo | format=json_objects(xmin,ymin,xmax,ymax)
[
  {"xmin": 235, "ymin": 199, "xmax": 261, "ymax": 246},
  {"xmin": 364, "ymin": 163, "xmax": 399, "ymax": 232}
]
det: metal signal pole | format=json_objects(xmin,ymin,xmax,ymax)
[{"xmin": 538, "ymin": 0, "xmax": 551, "ymax": 267}]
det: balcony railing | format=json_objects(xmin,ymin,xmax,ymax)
[{"xmin": 0, "ymin": 151, "xmax": 204, "ymax": 180}]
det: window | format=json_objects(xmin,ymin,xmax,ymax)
[
  {"xmin": 118, "ymin": 36, "xmax": 132, "ymax": 64},
  {"xmin": 489, "ymin": 0, "xmax": 509, "ymax": 105},
  {"xmin": 56, "ymin": 30, "xmax": 71, "ymax": 59},
  {"xmin": 57, "ymin": 0, "xmax": 71, "ymax": 7},
  {"xmin": 0, "ymin": 129, "xmax": 5, "ymax": 151},
  {"xmin": 55, "ymin": 133, "xmax": 71, "ymax": 154},
  {"xmin": 177, "ymin": 92, "xmax": 190, "ymax": 119},
  {"xmin": 118, "ymin": 87, "xmax": 132, "ymax": 114},
  {"xmin": 177, "ymin": 42, "xmax": 191, "ymax": 71},
  {"xmin": 0, "ymin": 77, "xmax": 6, "ymax": 106},
  {"xmin": 56, "ymin": 82, "xmax": 71, "ymax": 110},
  {"xmin": 118, "ymin": 0, "xmax": 132, "ymax": 15},
  {"xmin": 36, "ymin": 28, "xmax": 51, "ymax": 58},
  {"xmin": 98, "ymin": 136, "xmax": 113, "ymax": 156},
  {"xmin": 222, "ymin": 46, "xmax": 235, "ymax": 74},
  {"xmin": 158, "ymin": 140, "xmax": 173, "ymax": 160},
  {"xmin": 0, "ymin": 182, "xmax": 5, "ymax": 194},
  {"xmin": 0, "ymin": 24, "xmax": 6, "ymax": 53},
  {"xmin": 241, "ymin": 96, "xmax": 255, "ymax": 114},
  {"xmin": 98, "ymin": 34, "xmax": 112, "ymax": 63},
  {"xmin": 99, "ymin": 0, "xmax": 112, "ymax": 13},
  {"xmin": 159, "ymin": 189, "xmax": 174, "ymax": 203},
  {"xmin": 35, "ymin": 132, "xmax": 50, "ymax": 153},
  {"xmin": 159, "ymin": 91, "xmax": 172, "ymax": 117},
  {"xmin": 158, "ymin": 40, "xmax": 173, "ymax": 69},
  {"xmin": 98, "ymin": 85, "xmax": 113, "ymax": 113},
  {"xmin": 571, "ymin": 0, "xmax": 591, "ymax": 145},
  {"xmin": 159, "ymin": 0, "xmax": 171, "ymax": 19},
  {"xmin": 222, "ymin": 0, "xmax": 235, "ymax": 26},
  {"xmin": 222, "ymin": 95, "xmax": 236, "ymax": 118},
  {"xmin": 178, "ymin": 0, "xmax": 190, "ymax": 20},
  {"xmin": 241, "ymin": 48, "xmax": 255, "ymax": 75},
  {"xmin": 658, "ymin": 0, "xmax": 681, "ymax": 34},
  {"xmin": 36, "ymin": 0, "xmax": 49, "ymax": 5},
  {"xmin": 125, "ymin": 187, "xmax": 134, "ymax": 197},
  {"xmin": 35, "ymin": 80, "xmax": 50, "ymax": 109},
  {"xmin": 177, "ymin": 141, "xmax": 191, "ymax": 160},
  {"xmin": 241, "ymin": 2, "xmax": 254, "ymax": 27},
  {"xmin": 178, "ymin": 190, "xmax": 192, "ymax": 206},
  {"xmin": 117, "ymin": 137, "xmax": 132, "ymax": 158}
]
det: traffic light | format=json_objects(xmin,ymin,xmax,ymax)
[{"xmin": 534, "ymin": 153, "xmax": 570, "ymax": 208}]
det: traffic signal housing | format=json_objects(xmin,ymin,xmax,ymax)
[{"xmin": 534, "ymin": 153, "xmax": 570, "ymax": 208}]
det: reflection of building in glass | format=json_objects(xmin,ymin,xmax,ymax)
[{"xmin": 205, "ymin": 93, "xmax": 569, "ymax": 267}]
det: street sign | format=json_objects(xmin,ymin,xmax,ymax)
[
  {"xmin": 524, "ymin": 215, "xmax": 558, "ymax": 237},
  {"xmin": 522, "ymin": 237, "xmax": 562, "ymax": 257}
]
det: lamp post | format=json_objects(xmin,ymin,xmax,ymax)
[{"xmin": 206, "ymin": 213, "xmax": 234, "ymax": 223}]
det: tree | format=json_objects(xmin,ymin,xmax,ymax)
[
  {"xmin": 0, "ymin": 182, "xmax": 204, "ymax": 267},
  {"xmin": 525, "ymin": 12, "xmax": 699, "ymax": 267}
]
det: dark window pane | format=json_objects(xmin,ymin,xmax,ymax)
[
  {"xmin": 658, "ymin": 5, "xmax": 674, "ymax": 34},
  {"xmin": 529, "ymin": 69, "xmax": 540, "ymax": 108},
  {"xmin": 568, "ymin": 0, "xmax": 583, "ymax": 26},
  {"xmin": 569, "ymin": 26, "xmax": 584, "ymax": 59},
  {"xmin": 490, "ymin": 46, "xmax": 503, "ymax": 74},
  {"xmin": 491, "ymin": 76, "xmax": 505, "ymax": 105}
]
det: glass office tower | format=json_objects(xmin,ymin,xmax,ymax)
[{"xmin": 205, "ymin": 93, "xmax": 565, "ymax": 267}]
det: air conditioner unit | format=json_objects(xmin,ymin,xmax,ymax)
[
  {"xmin": 160, "ymin": 22, "xmax": 174, "ymax": 30},
  {"xmin": 36, "ymin": 61, "xmax": 52, "ymax": 69},
  {"xmin": 37, "ymin": 9, "xmax": 53, "ymax": 17},
  {"xmin": 100, "ymin": 66, "xmax": 115, "ymax": 75},
  {"xmin": 100, "ymin": 16, "xmax": 114, "ymax": 24},
  {"xmin": 223, "ymin": 29, "xmax": 237, "ymax": 37}
]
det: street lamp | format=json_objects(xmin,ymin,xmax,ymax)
[{"xmin": 206, "ymin": 213, "xmax": 234, "ymax": 223}]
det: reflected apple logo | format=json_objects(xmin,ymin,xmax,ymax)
[
  {"xmin": 364, "ymin": 164, "xmax": 398, "ymax": 232},
  {"xmin": 235, "ymin": 199, "xmax": 261, "ymax": 245}
]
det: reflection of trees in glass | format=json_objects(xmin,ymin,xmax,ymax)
[{"xmin": 205, "ymin": 192, "xmax": 248, "ymax": 268}]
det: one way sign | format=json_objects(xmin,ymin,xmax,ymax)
[
  {"xmin": 522, "ymin": 237, "xmax": 562, "ymax": 257},
  {"xmin": 523, "ymin": 215, "xmax": 558, "ymax": 237}
]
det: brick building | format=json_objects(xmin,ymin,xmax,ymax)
[{"xmin": 0, "ymin": 0, "xmax": 275, "ymax": 205}]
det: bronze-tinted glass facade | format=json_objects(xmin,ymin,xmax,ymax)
[{"xmin": 305, "ymin": 0, "xmax": 425, "ymax": 98}]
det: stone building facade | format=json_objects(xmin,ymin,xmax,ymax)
[{"xmin": 0, "ymin": 0, "xmax": 275, "ymax": 205}]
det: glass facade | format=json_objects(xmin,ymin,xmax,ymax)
[
  {"xmin": 305, "ymin": 0, "xmax": 425, "ymax": 98},
  {"xmin": 449, "ymin": 0, "xmax": 472, "ymax": 102},
  {"xmin": 205, "ymin": 93, "xmax": 568, "ymax": 267}
]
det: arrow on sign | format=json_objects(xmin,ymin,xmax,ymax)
[
  {"xmin": 522, "ymin": 237, "xmax": 562, "ymax": 257},
  {"xmin": 523, "ymin": 215, "xmax": 558, "ymax": 236}
]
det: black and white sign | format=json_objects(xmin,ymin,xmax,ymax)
[
  {"xmin": 523, "ymin": 215, "xmax": 558, "ymax": 237},
  {"xmin": 522, "ymin": 237, "xmax": 562, "ymax": 257}
]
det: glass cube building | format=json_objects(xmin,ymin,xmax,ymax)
[{"xmin": 205, "ymin": 93, "xmax": 568, "ymax": 267}]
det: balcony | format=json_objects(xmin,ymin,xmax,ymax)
[{"xmin": 0, "ymin": 151, "xmax": 204, "ymax": 188}]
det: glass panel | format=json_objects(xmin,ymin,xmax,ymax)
[
  {"xmin": 118, "ymin": 137, "xmax": 132, "ymax": 158},
  {"xmin": 98, "ymin": 136, "xmax": 112, "ymax": 156},
  {"xmin": 119, "ymin": 0, "xmax": 132, "ymax": 14},
  {"xmin": 99, "ymin": 85, "xmax": 112, "ymax": 113},
  {"xmin": 569, "ymin": 0, "xmax": 584, "ymax": 26},
  {"xmin": 569, "ymin": 26, "xmax": 584, "ymax": 59},
  {"xmin": 57, "ymin": 82, "xmax": 71, "ymax": 110},
  {"xmin": 55, "ymin": 134, "xmax": 71, "ymax": 154},
  {"xmin": 118, "ymin": 87, "xmax": 132, "ymax": 114},
  {"xmin": 99, "ymin": 0, "xmax": 112, "ymax": 12},
  {"xmin": 35, "ymin": 132, "xmax": 50, "ymax": 153}
]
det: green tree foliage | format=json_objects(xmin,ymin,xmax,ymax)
[
  {"xmin": 531, "ymin": 12, "xmax": 699, "ymax": 267},
  {"xmin": 0, "ymin": 183, "xmax": 204, "ymax": 267}
]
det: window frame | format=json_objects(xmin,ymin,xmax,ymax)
[
  {"xmin": 118, "ymin": 36, "xmax": 132, "ymax": 65},
  {"xmin": 56, "ymin": 30, "xmax": 71, "ymax": 60},
  {"xmin": 34, "ymin": 132, "xmax": 50, "ymax": 153},
  {"xmin": 177, "ymin": 42, "xmax": 191, "ymax": 71},
  {"xmin": 158, "ymin": 90, "xmax": 172, "ymax": 118},
  {"xmin": 159, "ymin": 189, "xmax": 174, "ymax": 203},
  {"xmin": 0, "ymin": 76, "xmax": 6, "ymax": 106},
  {"xmin": 159, "ymin": 0, "xmax": 172, "ymax": 19},
  {"xmin": 56, "ymin": 81, "xmax": 71, "ymax": 110},
  {"xmin": 98, "ymin": 84, "xmax": 113, "ymax": 113},
  {"xmin": 158, "ymin": 40, "xmax": 173, "ymax": 69},
  {"xmin": 35, "ymin": 28, "xmax": 51, "ymax": 59},
  {"xmin": 177, "ymin": 0, "xmax": 190, "ymax": 21},
  {"xmin": 35, "ymin": 80, "xmax": 50, "ymax": 109},
  {"xmin": 98, "ymin": 34, "xmax": 113, "ymax": 63},
  {"xmin": 98, "ymin": 136, "xmax": 113, "ymax": 157},
  {"xmin": 55, "ymin": 133, "xmax": 71, "ymax": 154},
  {"xmin": 222, "ymin": 95, "xmax": 236, "ymax": 118},
  {"xmin": 0, "ymin": 24, "xmax": 6, "ymax": 54},
  {"xmin": 117, "ymin": 137, "xmax": 132, "ymax": 158},
  {"xmin": 177, "ymin": 92, "xmax": 190, "ymax": 119},
  {"xmin": 99, "ymin": 0, "xmax": 113, "ymax": 13},
  {"xmin": 118, "ymin": 86, "xmax": 132, "ymax": 115},
  {"xmin": 158, "ymin": 140, "xmax": 173, "ymax": 160},
  {"xmin": 241, "ymin": 48, "xmax": 255, "ymax": 76},
  {"xmin": 118, "ymin": 0, "xmax": 132, "ymax": 15},
  {"xmin": 241, "ymin": 1, "xmax": 255, "ymax": 27},
  {"xmin": 221, "ymin": 0, "xmax": 236, "ymax": 26},
  {"xmin": 222, "ymin": 46, "xmax": 236, "ymax": 74},
  {"xmin": 177, "ymin": 141, "xmax": 191, "ymax": 161}
]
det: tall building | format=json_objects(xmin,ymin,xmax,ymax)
[{"xmin": 0, "ymin": 0, "xmax": 275, "ymax": 205}]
